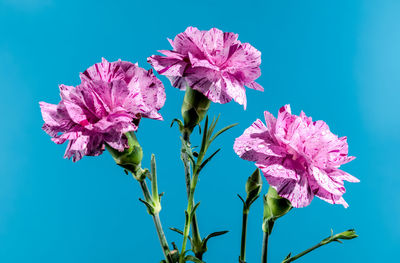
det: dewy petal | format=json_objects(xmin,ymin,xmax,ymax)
[
  {"xmin": 264, "ymin": 110, "xmax": 277, "ymax": 139},
  {"xmin": 268, "ymin": 175, "xmax": 313, "ymax": 208},
  {"xmin": 234, "ymin": 119, "xmax": 285, "ymax": 161},
  {"xmin": 309, "ymin": 166, "xmax": 345, "ymax": 196},
  {"xmin": 256, "ymin": 157, "xmax": 299, "ymax": 181},
  {"xmin": 275, "ymin": 104, "xmax": 295, "ymax": 144},
  {"xmin": 234, "ymin": 104, "xmax": 358, "ymax": 208}
]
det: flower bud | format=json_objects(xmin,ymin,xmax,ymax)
[
  {"xmin": 106, "ymin": 131, "xmax": 143, "ymax": 175},
  {"xmin": 263, "ymin": 186, "xmax": 292, "ymax": 233},
  {"xmin": 332, "ymin": 229, "xmax": 358, "ymax": 241},
  {"xmin": 181, "ymin": 86, "xmax": 211, "ymax": 137},
  {"xmin": 245, "ymin": 168, "xmax": 262, "ymax": 207}
]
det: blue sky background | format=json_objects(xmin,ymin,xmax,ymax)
[{"xmin": 0, "ymin": 0, "xmax": 399, "ymax": 262}]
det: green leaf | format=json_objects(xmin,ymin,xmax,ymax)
[
  {"xmin": 237, "ymin": 194, "xmax": 246, "ymax": 205},
  {"xmin": 169, "ymin": 227, "xmax": 184, "ymax": 235},
  {"xmin": 284, "ymin": 253, "xmax": 292, "ymax": 260},
  {"xmin": 202, "ymin": 230, "xmax": 229, "ymax": 248},
  {"xmin": 171, "ymin": 118, "xmax": 184, "ymax": 129},
  {"xmin": 198, "ymin": 148, "xmax": 221, "ymax": 173},
  {"xmin": 138, "ymin": 198, "xmax": 154, "ymax": 214},
  {"xmin": 199, "ymin": 116, "xmax": 209, "ymax": 155},
  {"xmin": 150, "ymin": 154, "xmax": 159, "ymax": 202},
  {"xmin": 184, "ymin": 255, "xmax": 205, "ymax": 263},
  {"xmin": 181, "ymin": 137, "xmax": 196, "ymax": 166},
  {"xmin": 208, "ymin": 115, "xmax": 220, "ymax": 139},
  {"xmin": 191, "ymin": 202, "xmax": 201, "ymax": 217},
  {"xmin": 209, "ymin": 123, "xmax": 238, "ymax": 145}
]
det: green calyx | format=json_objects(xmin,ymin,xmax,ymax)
[
  {"xmin": 245, "ymin": 168, "xmax": 263, "ymax": 209},
  {"xmin": 322, "ymin": 229, "xmax": 358, "ymax": 245},
  {"xmin": 181, "ymin": 86, "xmax": 211, "ymax": 138},
  {"xmin": 263, "ymin": 186, "xmax": 292, "ymax": 233},
  {"xmin": 106, "ymin": 131, "xmax": 144, "ymax": 179}
]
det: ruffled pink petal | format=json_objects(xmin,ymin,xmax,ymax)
[
  {"xmin": 275, "ymin": 105, "xmax": 296, "ymax": 144},
  {"xmin": 80, "ymin": 58, "xmax": 124, "ymax": 83},
  {"xmin": 225, "ymin": 43, "xmax": 261, "ymax": 84},
  {"xmin": 188, "ymin": 52, "xmax": 220, "ymax": 71},
  {"xmin": 234, "ymin": 119, "xmax": 286, "ymax": 162},
  {"xmin": 247, "ymin": 81, "xmax": 264, "ymax": 91},
  {"xmin": 125, "ymin": 67, "xmax": 166, "ymax": 120},
  {"xmin": 234, "ymin": 104, "xmax": 358, "ymax": 208},
  {"xmin": 172, "ymin": 27, "xmax": 204, "ymax": 57},
  {"xmin": 223, "ymin": 75, "xmax": 247, "ymax": 109},
  {"xmin": 314, "ymin": 189, "xmax": 349, "ymax": 208},
  {"xmin": 149, "ymin": 27, "xmax": 263, "ymax": 107},
  {"xmin": 41, "ymin": 58, "xmax": 165, "ymax": 162},
  {"xmin": 167, "ymin": 76, "xmax": 187, "ymax": 90},
  {"xmin": 266, "ymin": 175, "xmax": 313, "ymax": 208},
  {"xmin": 327, "ymin": 169, "xmax": 360, "ymax": 183},
  {"xmin": 309, "ymin": 166, "xmax": 345, "ymax": 196},
  {"xmin": 147, "ymin": 55, "xmax": 187, "ymax": 76}
]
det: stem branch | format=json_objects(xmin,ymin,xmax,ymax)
[
  {"xmin": 261, "ymin": 231, "xmax": 269, "ymax": 263},
  {"xmin": 180, "ymin": 135, "xmax": 202, "ymax": 255},
  {"xmin": 138, "ymin": 180, "xmax": 172, "ymax": 263},
  {"xmin": 239, "ymin": 208, "xmax": 249, "ymax": 262}
]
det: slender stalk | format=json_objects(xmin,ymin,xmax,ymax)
[
  {"xmin": 281, "ymin": 229, "xmax": 358, "ymax": 263},
  {"xmin": 138, "ymin": 180, "xmax": 172, "ymax": 263},
  {"xmin": 239, "ymin": 208, "xmax": 249, "ymax": 262},
  {"xmin": 180, "ymin": 134, "xmax": 202, "ymax": 254},
  {"xmin": 282, "ymin": 242, "xmax": 323, "ymax": 263},
  {"xmin": 179, "ymin": 173, "xmax": 198, "ymax": 263},
  {"xmin": 261, "ymin": 231, "xmax": 269, "ymax": 263},
  {"xmin": 180, "ymin": 133, "xmax": 207, "ymax": 262}
]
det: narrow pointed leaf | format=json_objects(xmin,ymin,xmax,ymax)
[
  {"xmin": 170, "ymin": 227, "xmax": 192, "ymax": 242},
  {"xmin": 171, "ymin": 118, "xmax": 184, "ymax": 129},
  {"xmin": 138, "ymin": 198, "xmax": 154, "ymax": 212},
  {"xmin": 204, "ymin": 230, "xmax": 229, "ymax": 241},
  {"xmin": 200, "ymin": 116, "xmax": 209, "ymax": 154},
  {"xmin": 191, "ymin": 202, "xmax": 201, "ymax": 216},
  {"xmin": 237, "ymin": 194, "xmax": 246, "ymax": 205},
  {"xmin": 209, "ymin": 123, "xmax": 238, "ymax": 145},
  {"xmin": 185, "ymin": 255, "xmax": 205, "ymax": 263},
  {"xmin": 198, "ymin": 148, "xmax": 221, "ymax": 172},
  {"xmin": 169, "ymin": 227, "xmax": 184, "ymax": 235}
]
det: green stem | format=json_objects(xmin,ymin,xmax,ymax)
[
  {"xmin": 180, "ymin": 134, "xmax": 202, "ymax": 253},
  {"xmin": 179, "ymin": 173, "xmax": 198, "ymax": 263},
  {"xmin": 138, "ymin": 180, "xmax": 172, "ymax": 263},
  {"xmin": 239, "ymin": 208, "xmax": 249, "ymax": 262},
  {"xmin": 281, "ymin": 229, "xmax": 358, "ymax": 263},
  {"xmin": 282, "ymin": 242, "xmax": 324, "ymax": 263},
  {"xmin": 261, "ymin": 231, "xmax": 269, "ymax": 263}
]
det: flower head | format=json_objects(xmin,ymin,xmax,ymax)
[
  {"xmin": 148, "ymin": 26, "xmax": 263, "ymax": 109},
  {"xmin": 234, "ymin": 105, "xmax": 359, "ymax": 208},
  {"xmin": 40, "ymin": 58, "xmax": 166, "ymax": 162}
]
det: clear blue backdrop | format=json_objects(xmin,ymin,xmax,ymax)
[{"xmin": 0, "ymin": 0, "xmax": 398, "ymax": 262}]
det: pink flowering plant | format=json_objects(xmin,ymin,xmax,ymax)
[{"xmin": 40, "ymin": 27, "xmax": 358, "ymax": 263}]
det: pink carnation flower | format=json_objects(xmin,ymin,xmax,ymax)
[
  {"xmin": 40, "ymin": 58, "xmax": 166, "ymax": 162},
  {"xmin": 234, "ymin": 105, "xmax": 359, "ymax": 208},
  {"xmin": 148, "ymin": 26, "xmax": 263, "ymax": 109}
]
